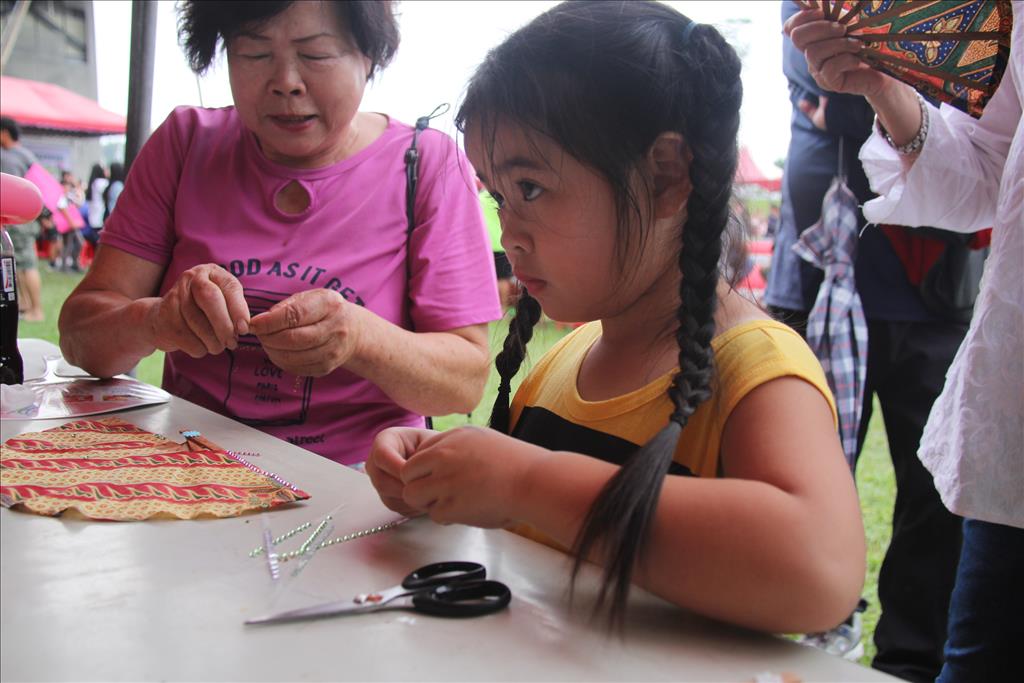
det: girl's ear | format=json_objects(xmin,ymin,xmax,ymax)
[{"xmin": 647, "ymin": 132, "xmax": 692, "ymax": 219}]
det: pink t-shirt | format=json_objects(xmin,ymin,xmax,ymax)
[{"xmin": 102, "ymin": 106, "xmax": 501, "ymax": 465}]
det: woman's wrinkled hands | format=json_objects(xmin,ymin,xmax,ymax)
[
  {"xmin": 366, "ymin": 425, "xmax": 536, "ymax": 528},
  {"xmin": 785, "ymin": 7, "xmax": 894, "ymax": 99},
  {"xmin": 248, "ymin": 289, "xmax": 361, "ymax": 377},
  {"xmin": 145, "ymin": 264, "xmax": 250, "ymax": 358}
]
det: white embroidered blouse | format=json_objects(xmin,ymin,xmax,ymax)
[{"xmin": 857, "ymin": 0, "xmax": 1023, "ymax": 529}]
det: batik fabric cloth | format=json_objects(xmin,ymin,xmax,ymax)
[
  {"xmin": 0, "ymin": 417, "xmax": 310, "ymax": 520},
  {"xmin": 836, "ymin": 0, "xmax": 1013, "ymax": 118},
  {"xmin": 792, "ymin": 177, "xmax": 868, "ymax": 468}
]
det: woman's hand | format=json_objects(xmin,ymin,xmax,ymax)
[
  {"xmin": 785, "ymin": 7, "xmax": 895, "ymax": 99},
  {"xmin": 785, "ymin": 7, "xmax": 924, "ymax": 151},
  {"xmin": 399, "ymin": 426, "xmax": 540, "ymax": 528},
  {"xmin": 248, "ymin": 289, "xmax": 361, "ymax": 377},
  {"xmin": 145, "ymin": 264, "xmax": 250, "ymax": 358}
]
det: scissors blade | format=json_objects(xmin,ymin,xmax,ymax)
[
  {"xmin": 245, "ymin": 599, "xmax": 378, "ymax": 625},
  {"xmin": 244, "ymin": 586, "xmax": 410, "ymax": 625}
]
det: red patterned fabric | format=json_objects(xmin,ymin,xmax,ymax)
[{"xmin": 0, "ymin": 417, "xmax": 309, "ymax": 520}]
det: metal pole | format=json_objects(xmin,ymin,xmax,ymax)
[
  {"xmin": 0, "ymin": 0, "xmax": 32, "ymax": 74},
  {"xmin": 124, "ymin": 0, "xmax": 157, "ymax": 172}
]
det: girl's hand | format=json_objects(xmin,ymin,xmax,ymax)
[
  {"xmin": 248, "ymin": 289, "xmax": 361, "ymax": 377},
  {"xmin": 145, "ymin": 264, "xmax": 250, "ymax": 358},
  {"xmin": 399, "ymin": 426, "xmax": 539, "ymax": 528},
  {"xmin": 365, "ymin": 427, "xmax": 439, "ymax": 517},
  {"xmin": 784, "ymin": 8, "xmax": 895, "ymax": 100}
]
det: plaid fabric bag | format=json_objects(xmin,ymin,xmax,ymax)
[{"xmin": 792, "ymin": 176, "xmax": 868, "ymax": 469}]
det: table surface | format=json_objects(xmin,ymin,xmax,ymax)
[{"xmin": 1, "ymin": 364, "xmax": 894, "ymax": 681}]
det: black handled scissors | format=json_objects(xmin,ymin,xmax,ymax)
[{"xmin": 245, "ymin": 561, "xmax": 511, "ymax": 625}]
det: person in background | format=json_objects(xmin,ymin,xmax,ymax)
[
  {"xmin": 102, "ymin": 162, "xmax": 126, "ymax": 220},
  {"xmin": 59, "ymin": 0, "xmax": 501, "ymax": 467},
  {"xmin": 56, "ymin": 172, "xmax": 86, "ymax": 272},
  {"xmin": 367, "ymin": 0, "xmax": 865, "ymax": 634},
  {"xmin": 786, "ymin": 3, "xmax": 1022, "ymax": 681},
  {"xmin": 764, "ymin": 3, "xmax": 976, "ymax": 677},
  {"xmin": 83, "ymin": 163, "xmax": 109, "ymax": 247},
  {"xmin": 765, "ymin": 203, "xmax": 780, "ymax": 240},
  {"xmin": 0, "ymin": 116, "xmax": 45, "ymax": 321},
  {"xmin": 478, "ymin": 181, "xmax": 517, "ymax": 308}
]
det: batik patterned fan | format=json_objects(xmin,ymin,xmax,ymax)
[{"xmin": 800, "ymin": 0, "xmax": 1013, "ymax": 117}]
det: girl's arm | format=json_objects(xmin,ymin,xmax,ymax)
[{"xmin": 395, "ymin": 376, "xmax": 864, "ymax": 633}]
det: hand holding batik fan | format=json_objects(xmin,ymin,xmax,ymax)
[{"xmin": 798, "ymin": 0, "xmax": 1013, "ymax": 117}]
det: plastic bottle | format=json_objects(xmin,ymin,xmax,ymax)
[
  {"xmin": 1, "ymin": 226, "xmax": 23, "ymax": 385},
  {"xmin": 0, "ymin": 171, "xmax": 43, "ymax": 385}
]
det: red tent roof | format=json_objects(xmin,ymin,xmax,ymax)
[
  {"xmin": 0, "ymin": 75, "xmax": 126, "ymax": 135},
  {"xmin": 735, "ymin": 146, "xmax": 781, "ymax": 192}
]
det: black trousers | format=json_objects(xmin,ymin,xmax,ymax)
[{"xmin": 770, "ymin": 308, "xmax": 966, "ymax": 683}]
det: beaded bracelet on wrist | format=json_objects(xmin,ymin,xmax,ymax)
[{"xmin": 878, "ymin": 91, "xmax": 930, "ymax": 155}]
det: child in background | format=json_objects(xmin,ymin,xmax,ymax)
[
  {"xmin": 366, "ymin": 0, "xmax": 864, "ymax": 633},
  {"xmin": 56, "ymin": 172, "xmax": 86, "ymax": 272},
  {"xmin": 83, "ymin": 163, "xmax": 109, "ymax": 247},
  {"xmin": 478, "ymin": 181, "xmax": 518, "ymax": 308},
  {"xmin": 102, "ymin": 162, "xmax": 126, "ymax": 221}
]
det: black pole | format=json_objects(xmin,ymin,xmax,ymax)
[{"xmin": 124, "ymin": 0, "xmax": 157, "ymax": 173}]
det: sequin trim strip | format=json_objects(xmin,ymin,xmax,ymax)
[
  {"xmin": 226, "ymin": 450, "xmax": 300, "ymax": 492},
  {"xmin": 249, "ymin": 517, "xmax": 409, "ymax": 562},
  {"xmin": 279, "ymin": 518, "xmax": 409, "ymax": 563}
]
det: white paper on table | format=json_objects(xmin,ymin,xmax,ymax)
[
  {"xmin": 1, "ymin": 376, "xmax": 170, "ymax": 420},
  {"xmin": 5, "ymin": 341, "xmax": 170, "ymax": 421}
]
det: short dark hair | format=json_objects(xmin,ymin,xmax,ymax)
[
  {"xmin": 177, "ymin": 1, "xmax": 399, "ymax": 79},
  {"xmin": 0, "ymin": 116, "xmax": 21, "ymax": 141}
]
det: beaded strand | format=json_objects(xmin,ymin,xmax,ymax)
[
  {"xmin": 226, "ymin": 450, "xmax": 301, "ymax": 492},
  {"xmin": 279, "ymin": 519, "xmax": 408, "ymax": 563},
  {"xmin": 178, "ymin": 431, "xmax": 296, "ymax": 491},
  {"xmin": 248, "ymin": 521, "xmax": 313, "ymax": 558},
  {"xmin": 249, "ymin": 518, "xmax": 409, "ymax": 563}
]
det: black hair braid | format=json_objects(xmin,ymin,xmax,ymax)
[
  {"xmin": 669, "ymin": 49, "xmax": 742, "ymax": 423},
  {"xmin": 570, "ymin": 21, "xmax": 742, "ymax": 626},
  {"xmin": 488, "ymin": 292, "xmax": 543, "ymax": 433}
]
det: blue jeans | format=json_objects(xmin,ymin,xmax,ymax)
[{"xmin": 936, "ymin": 518, "xmax": 1024, "ymax": 683}]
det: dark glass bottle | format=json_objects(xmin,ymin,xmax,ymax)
[{"xmin": 1, "ymin": 227, "xmax": 24, "ymax": 385}]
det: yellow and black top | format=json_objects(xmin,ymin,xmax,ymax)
[{"xmin": 509, "ymin": 319, "xmax": 838, "ymax": 480}]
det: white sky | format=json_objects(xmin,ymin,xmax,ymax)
[{"xmin": 93, "ymin": 0, "xmax": 789, "ymax": 175}]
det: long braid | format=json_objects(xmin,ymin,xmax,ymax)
[
  {"xmin": 488, "ymin": 292, "xmax": 542, "ymax": 433},
  {"xmin": 570, "ymin": 21, "xmax": 742, "ymax": 625}
]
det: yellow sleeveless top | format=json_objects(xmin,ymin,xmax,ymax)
[{"xmin": 507, "ymin": 319, "xmax": 837, "ymax": 548}]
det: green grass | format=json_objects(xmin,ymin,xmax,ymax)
[
  {"xmin": 19, "ymin": 267, "xmax": 895, "ymax": 667},
  {"xmin": 855, "ymin": 399, "xmax": 896, "ymax": 665},
  {"xmin": 17, "ymin": 266, "xmax": 165, "ymax": 386}
]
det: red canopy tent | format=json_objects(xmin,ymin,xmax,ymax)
[
  {"xmin": 0, "ymin": 75, "xmax": 126, "ymax": 135},
  {"xmin": 735, "ymin": 146, "xmax": 782, "ymax": 192}
]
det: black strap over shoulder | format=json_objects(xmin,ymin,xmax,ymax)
[
  {"xmin": 402, "ymin": 104, "xmax": 450, "ymax": 429},
  {"xmin": 403, "ymin": 103, "xmax": 450, "ymax": 246},
  {"xmin": 404, "ymin": 115, "xmax": 429, "ymax": 243}
]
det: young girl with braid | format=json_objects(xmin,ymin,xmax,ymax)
[{"xmin": 366, "ymin": 0, "xmax": 864, "ymax": 633}]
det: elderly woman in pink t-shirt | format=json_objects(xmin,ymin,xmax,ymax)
[{"xmin": 59, "ymin": 1, "xmax": 502, "ymax": 466}]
